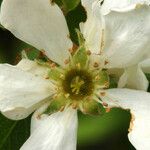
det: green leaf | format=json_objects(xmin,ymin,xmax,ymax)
[
  {"xmin": 78, "ymin": 108, "xmax": 131, "ymax": 145},
  {"xmin": 0, "ymin": 114, "xmax": 31, "ymax": 150},
  {"xmin": 61, "ymin": 0, "xmax": 80, "ymax": 12},
  {"xmin": 66, "ymin": 4, "xmax": 86, "ymax": 44}
]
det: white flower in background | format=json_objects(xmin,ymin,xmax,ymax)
[
  {"xmin": 0, "ymin": 0, "xmax": 150, "ymax": 150},
  {"xmin": 81, "ymin": 0, "xmax": 150, "ymax": 91}
]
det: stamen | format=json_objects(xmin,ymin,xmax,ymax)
[
  {"xmin": 104, "ymin": 60, "xmax": 109, "ymax": 65},
  {"xmin": 100, "ymin": 92, "xmax": 106, "ymax": 96},
  {"xmin": 71, "ymin": 76, "xmax": 85, "ymax": 94},
  {"xmin": 50, "ymin": 63, "xmax": 56, "ymax": 68},
  {"xmin": 76, "ymin": 63, "xmax": 81, "ymax": 69},
  {"xmin": 64, "ymin": 59, "xmax": 70, "ymax": 65},
  {"xmin": 86, "ymin": 50, "xmax": 91, "ymax": 55},
  {"xmin": 59, "ymin": 74, "xmax": 65, "ymax": 80},
  {"xmin": 93, "ymin": 62, "xmax": 99, "ymax": 68}
]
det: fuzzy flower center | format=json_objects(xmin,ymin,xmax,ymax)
[{"xmin": 38, "ymin": 31, "xmax": 110, "ymax": 115}]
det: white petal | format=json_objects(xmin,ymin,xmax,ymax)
[
  {"xmin": 103, "ymin": 4, "xmax": 150, "ymax": 68},
  {"xmin": 0, "ymin": 64, "xmax": 55, "ymax": 120},
  {"xmin": 118, "ymin": 65, "xmax": 148, "ymax": 91},
  {"xmin": 80, "ymin": 0, "xmax": 104, "ymax": 54},
  {"xmin": 21, "ymin": 107, "xmax": 78, "ymax": 150},
  {"xmin": 17, "ymin": 59, "xmax": 50, "ymax": 78},
  {"xmin": 101, "ymin": 0, "xmax": 150, "ymax": 15},
  {"xmin": 81, "ymin": 0, "xmax": 100, "ymax": 17},
  {"xmin": 0, "ymin": 0, "xmax": 72, "ymax": 66},
  {"xmin": 101, "ymin": 88, "xmax": 150, "ymax": 150}
]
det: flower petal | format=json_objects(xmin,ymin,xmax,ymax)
[
  {"xmin": 21, "ymin": 107, "xmax": 78, "ymax": 150},
  {"xmin": 103, "ymin": 4, "xmax": 150, "ymax": 68},
  {"xmin": 80, "ymin": 0, "xmax": 104, "ymax": 54},
  {"xmin": 101, "ymin": 0, "xmax": 150, "ymax": 15},
  {"xmin": 101, "ymin": 88, "xmax": 150, "ymax": 150},
  {"xmin": 0, "ymin": 64, "xmax": 55, "ymax": 120},
  {"xmin": 118, "ymin": 65, "xmax": 148, "ymax": 91},
  {"xmin": 17, "ymin": 59, "xmax": 50, "ymax": 78},
  {"xmin": 81, "ymin": 0, "xmax": 99, "ymax": 16},
  {"xmin": 0, "ymin": 0, "xmax": 72, "ymax": 66}
]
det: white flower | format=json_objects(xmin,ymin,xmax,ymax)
[
  {"xmin": 81, "ymin": 0, "xmax": 150, "ymax": 91},
  {"xmin": 0, "ymin": 0, "xmax": 150, "ymax": 150}
]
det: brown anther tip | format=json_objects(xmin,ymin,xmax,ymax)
[
  {"xmin": 68, "ymin": 48, "xmax": 74, "ymax": 54},
  {"xmin": 93, "ymin": 62, "xmax": 99, "ymax": 68},
  {"xmin": 100, "ymin": 92, "xmax": 106, "ymax": 96},
  {"xmin": 50, "ymin": 0, "xmax": 55, "ymax": 5},
  {"xmin": 106, "ymin": 107, "xmax": 111, "ymax": 113},
  {"xmin": 86, "ymin": 50, "xmax": 91, "ymax": 55},
  {"xmin": 102, "ymin": 102, "xmax": 108, "ymax": 107},
  {"xmin": 64, "ymin": 59, "xmax": 70, "ymax": 65},
  {"xmin": 41, "ymin": 49, "xmax": 46, "ymax": 54},
  {"xmin": 50, "ymin": 63, "xmax": 56, "ymax": 68},
  {"xmin": 45, "ymin": 77, "xmax": 50, "ymax": 80},
  {"xmin": 104, "ymin": 60, "xmax": 109, "ymax": 65},
  {"xmin": 36, "ymin": 114, "xmax": 41, "ymax": 120}
]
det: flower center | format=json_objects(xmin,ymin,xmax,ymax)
[
  {"xmin": 36, "ymin": 30, "xmax": 110, "ymax": 115},
  {"xmin": 62, "ymin": 69, "xmax": 94, "ymax": 100}
]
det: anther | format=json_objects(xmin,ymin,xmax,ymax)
[
  {"xmin": 76, "ymin": 63, "xmax": 81, "ymax": 69},
  {"xmin": 95, "ymin": 75, "xmax": 100, "ymax": 80},
  {"xmin": 100, "ymin": 92, "xmax": 106, "ymax": 96},
  {"xmin": 60, "ymin": 74, "xmax": 65, "ymax": 79},
  {"xmin": 106, "ymin": 107, "xmax": 111, "ymax": 113},
  {"xmin": 102, "ymin": 102, "xmax": 108, "ymax": 107},
  {"xmin": 50, "ymin": 63, "xmax": 56, "ymax": 68},
  {"xmin": 64, "ymin": 59, "xmax": 70, "ymax": 65},
  {"xmin": 93, "ymin": 62, "xmax": 99, "ymax": 68},
  {"xmin": 86, "ymin": 50, "xmax": 91, "ymax": 55},
  {"xmin": 104, "ymin": 60, "xmax": 109, "ymax": 65},
  {"xmin": 45, "ymin": 76, "xmax": 50, "ymax": 79},
  {"xmin": 68, "ymin": 48, "xmax": 74, "ymax": 54},
  {"xmin": 36, "ymin": 114, "xmax": 41, "ymax": 120}
]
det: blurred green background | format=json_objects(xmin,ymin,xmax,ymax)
[{"xmin": 0, "ymin": 0, "xmax": 137, "ymax": 150}]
